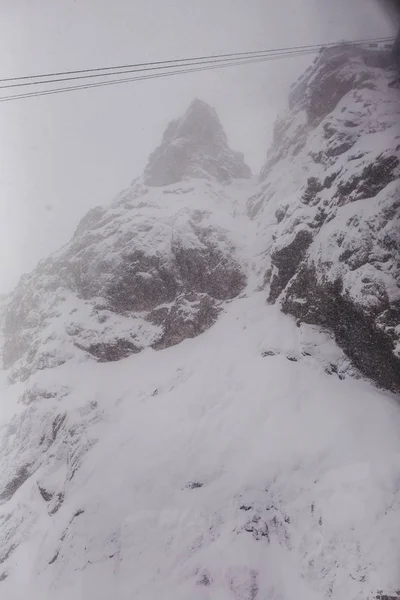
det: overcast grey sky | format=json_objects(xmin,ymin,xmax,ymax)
[{"xmin": 0, "ymin": 0, "xmax": 393, "ymax": 292}]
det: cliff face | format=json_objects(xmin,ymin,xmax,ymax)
[{"xmin": 252, "ymin": 44, "xmax": 400, "ymax": 391}]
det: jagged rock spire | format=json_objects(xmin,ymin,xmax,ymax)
[{"xmin": 143, "ymin": 98, "xmax": 251, "ymax": 186}]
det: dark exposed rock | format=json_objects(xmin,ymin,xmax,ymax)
[
  {"xmin": 323, "ymin": 122, "xmax": 337, "ymax": 139},
  {"xmin": 186, "ymin": 481, "xmax": 203, "ymax": 489},
  {"xmin": 150, "ymin": 294, "xmax": 220, "ymax": 350},
  {"xmin": 170, "ymin": 238, "xmax": 246, "ymax": 301},
  {"xmin": 197, "ymin": 571, "xmax": 212, "ymax": 586},
  {"xmin": 21, "ymin": 385, "xmax": 69, "ymax": 406},
  {"xmin": 309, "ymin": 151, "xmax": 325, "ymax": 164},
  {"xmin": 247, "ymin": 190, "xmax": 266, "ymax": 219},
  {"xmin": 49, "ymin": 493, "xmax": 65, "ymax": 515},
  {"xmin": 307, "ymin": 73, "xmax": 357, "ymax": 126},
  {"xmin": 0, "ymin": 545, "xmax": 15, "ymax": 565},
  {"xmin": 268, "ymin": 230, "xmax": 313, "ymax": 303},
  {"xmin": 260, "ymin": 268, "xmax": 272, "ymax": 290},
  {"xmin": 302, "ymin": 177, "xmax": 323, "ymax": 205},
  {"xmin": 281, "ymin": 267, "xmax": 400, "ymax": 392},
  {"xmin": 38, "ymin": 485, "xmax": 53, "ymax": 502},
  {"xmin": 0, "ymin": 466, "xmax": 31, "ymax": 503},
  {"xmin": 105, "ymin": 251, "xmax": 178, "ymax": 313},
  {"xmin": 52, "ymin": 414, "xmax": 66, "ymax": 442},
  {"xmin": 356, "ymin": 155, "xmax": 400, "ymax": 199},
  {"xmin": 275, "ymin": 206, "xmax": 287, "ymax": 223},
  {"xmin": 323, "ymin": 172, "xmax": 338, "ymax": 189},
  {"xmin": 302, "ymin": 46, "xmax": 392, "ymax": 126},
  {"xmin": 261, "ymin": 350, "xmax": 277, "ymax": 357},
  {"xmin": 344, "ymin": 120, "xmax": 359, "ymax": 128},
  {"xmin": 48, "ymin": 550, "xmax": 60, "ymax": 565},
  {"xmin": 77, "ymin": 340, "xmax": 141, "ymax": 362},
  {"xmin": 240, "ymin": 495, "xmax": 291, "ymax": 548},
  {"xmin": 336, "ymin": 154, "xmax": 400, "ymax": 204},
  {"xmin": 286, "ymin": 355, "xmax": 298, "ymax": 362},
  {"xmin": 326, "ymin": 139, "xmax": 355, "ymax": 158}
]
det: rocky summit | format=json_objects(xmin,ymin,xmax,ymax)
[
  {"xmin": 1, "ymin": 43, "xmax": 400, "ymax": 600},
  {"xmin": 3, "ymin": 99, "xmax": 252, "ymax": 383},
  {"xmin": 144, "ymin": 98, "xmax": 251, "ymax": 186}
]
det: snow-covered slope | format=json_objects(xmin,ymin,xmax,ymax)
[
  {"xmin": 1, "ymin": 46, "xmax": 400, "ymax": 600},
  {"xmin": 1, "ymin": 295, "xmax": 400, "ymax": 600},
  {"xmin": 252, "ymin": 44, "xmax": 400, "ymax": 391}
]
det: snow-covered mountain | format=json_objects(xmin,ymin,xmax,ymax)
[{"xmin": 0, "ymin": 44, "xmax": 400, "ymax": 600}]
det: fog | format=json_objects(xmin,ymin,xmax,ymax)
[{"xmin": 0, "ymin": 0, "xmax": 393, "ymax": 292}]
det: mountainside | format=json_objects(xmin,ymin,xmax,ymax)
[
  {"xmin": 3, "ymin": 99, "xmax": 253, "ymax": 383},
  {"xmin": 252, "ymin": 43, "xmax": 400, "ymax": 391},
  {"xmin": 0, "ymin": 44, "xmax": 400, "ymax": 600}
]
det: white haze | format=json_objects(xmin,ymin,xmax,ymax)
[{"xmin": 0, "ymin": 0, "xmax": 393, "ymax": 292}]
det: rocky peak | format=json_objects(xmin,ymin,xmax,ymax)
[
  {"xmin": 2, "ymin": 177, "xmax": 250, "ymax": 382},
  {"xmin": 143, "ymin": 98, "xmax": 251, "ymax": 186}
]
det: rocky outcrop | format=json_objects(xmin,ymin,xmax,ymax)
[
  {"xmin": 144, "ymin": 98, "xmax": 251, "ymax": 186},
  {"xmin": 255, "ymin": 44, "xmax": 400, "ymax": 391},
  {"xmin": 281, "ymin": 267, "xmax": 400, "ymax": 391},
  {"xmin": 268, "ymin": 230, "xmax": 313, "ymax": 303},
  {"xmin": 3, "ymin": 101, "xmax": 250, "ymax": 382}
]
